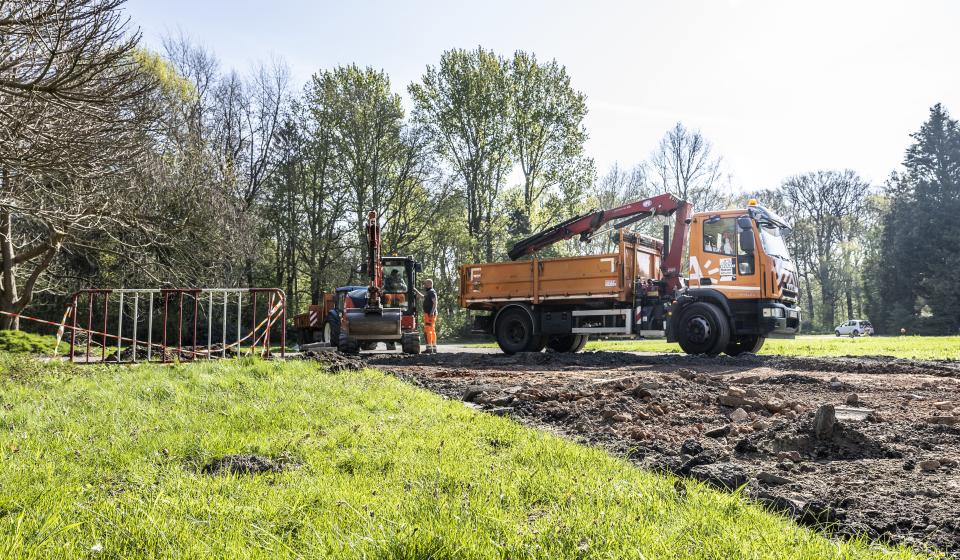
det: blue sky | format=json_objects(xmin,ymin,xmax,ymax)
[{"xmin": 124, "ymin": 0, "xmax": 960, "ymax": 191}]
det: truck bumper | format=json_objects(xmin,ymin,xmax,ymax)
[{"xmin": 760, "ymin": 303, "xmax": 801, "ymax": 337}]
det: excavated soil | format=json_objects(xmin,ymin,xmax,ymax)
[
  {"xmin": 201, "ymin": 453, "xmax": 300, "ymax": 476},
  {"xmin": 366, "ymin": 351, "xmax": 960, "ymax": 556}
]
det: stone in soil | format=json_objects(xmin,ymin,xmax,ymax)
[{"xmin": 813, "ymin": 404, "xmax": 837, "ymax": 439}]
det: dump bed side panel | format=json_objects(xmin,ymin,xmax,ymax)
[{"xmin": 461, "ymin": 252, "xmax": 631, "ymax": 307}]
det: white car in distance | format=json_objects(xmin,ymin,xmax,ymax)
[{"xmin": 835, "ymin": 319, "xmax": 874, "ymax": 337}]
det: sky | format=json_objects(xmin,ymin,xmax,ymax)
[{"xmin": 123, "ymin": 0, "xmax": 960, "ymax": 192}]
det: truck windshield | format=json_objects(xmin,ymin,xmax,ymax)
[{"xmin": 758, "ymin": 222, "xmax": 791, "ymax": 260}]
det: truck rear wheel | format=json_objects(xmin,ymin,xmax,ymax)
[
  {"xmin": 725, "ymin": 335, "xmax": 765, "ymax": 356},
  {"xmin": 677, "ymin": 302, "xmax": 730, "ymax": 356},
  {"xmin": 547, "ymin": 334, "xmax": 588, "ymax": 353},
  {"xmin": 401, "ymin": 333, "xmax": 421, "ymax": 354},
  {"xmin": 496, "ymin": 308, "xmax": 534, "ymax": 354}
]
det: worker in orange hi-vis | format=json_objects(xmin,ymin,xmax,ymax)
[{"xmin": 422, "ymin": 278, "xmax": 438, "ymax": 353}]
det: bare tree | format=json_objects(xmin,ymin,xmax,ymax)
[
  {"xmin": 0, "ymin": 0, "xmax": 164, "ymax": 328},
  {"xmin": 649, "ymin": 122, "xmax": 726, "ymax": 211},
  {"xmin": 781, "ymin": 170, "xmax": 869, "ymax": 329}
]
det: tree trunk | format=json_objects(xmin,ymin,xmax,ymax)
[
  {"xmin": 846, "ymin": 284, "xmax": 854, "ymax": 321},
  {"xmin": 818, "ymin": 265, "xmax": 835, "ymax": 330},
  {"xmin": 0, "ymin": 207, "xmax": 19, "ymax": 330},
  {"xmin": 801, "ymin": 270, "xmax": 815, "ymax": 325}
]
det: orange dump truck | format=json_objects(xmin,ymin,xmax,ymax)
[{"xmin": 460, "ymin": 193, "xmax": 801, "ymax": 356}]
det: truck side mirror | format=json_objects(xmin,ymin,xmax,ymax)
[
  {"xmin": 414, "ymin": 262, "xmax": 423, "ymax": 273},
  {"xmin": 737, "ymin": 217, "xmax": 755, "ymax": 253}
]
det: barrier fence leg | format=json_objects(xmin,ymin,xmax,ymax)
[
  {"xmin": 177, "ymin": 292, "xmax": 183, "ymax": 359},
  {"xmin": 132, "ymin": 294, "xmax": 139, "ymax": 363},
  {"xmin": 147, "ymin": 293, "xmax": 154, "ymax": 362},
  {"xmin": 222, "ymin": 291, "xmax": 227, "ymax": 358},
  {"xmin": 265, "ymin": 292, "xmax": 272, "ymax": 358},
  {"xmin": 236, "ymin": 292, "xmax": 242, "ymax": 356},
  {"xmin": 207, "ymin": 292, "xmax": 213, "ymax": 360},
  {"xmin": 86, "ymin": 293, "xmax": 93, "ymax": 363},
  {"xmin": 70, "ymin": 294, "xmax": 78, "ymax": 362},
  {"xmin": 162, "ymin": 293, "xmax": 169, "ymax": 363},
  {"xmin": 280, "ymin": 292, "xmax": 286, "ymax": 359},
  {"xmin": 117, "ymin": 292, "xmax": 124, "ymax": 361},
  {"xmin": 192, "ymin": 291, "xmax": 198, "ymax": 361},
  {"xmin": 101, "ymin": 292, "xmax": 108, "ymax": 362},
  {"xmin": 251, "ymin": 292, "xmax": 258, "ymax": 357}
]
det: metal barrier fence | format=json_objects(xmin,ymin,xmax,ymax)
[{"xmin": 65, "ymin": 288, "xmax": 286, "ymax": 363}]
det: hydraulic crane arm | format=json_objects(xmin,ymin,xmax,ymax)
[{"xmin": 507, "ymin": 192, "xmax": 692, "ymax": 292}]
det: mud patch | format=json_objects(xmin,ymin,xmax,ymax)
[
  {"xmin": 201, "ymin": 453, "xmax": 299, "ymax": 476},
  {"xmin": 303, "ymin": 351, "xmax": 367, "ymax": 373}
]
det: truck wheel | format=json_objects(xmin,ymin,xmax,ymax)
[
  {"xmin": 496, "ymin": 308, "xmax": 534, "ymax": 354},
  {"xmin": 573, "ymin": 335, "xmax": 588, "ymax": 352},
  {"xmin": 340, "ymin": 338, "xmax": 360, "ymax": 355},
  {"xmin": 677, "ymin": 302, "xmax": 730, "ymax": 356},
  {"xmin": 852, "ymin": 330, "xmax": 859, "ymax": 337},
  {"xmin": 547, "ymin": 335, "xmax": 588, "ymax": 353},
  {"xmin": 835, "ymin": 330, "xmax": 841, "ymax": 337},
  {"xmin": 526, "ymin": 336, "xmax": 547, "ymax": 352},
  {"xmin": 401, "ymin": 333, "xmax": 421, "ymax": 354},
  {"xmin": 725, "ymin": 335, "xmax": 765, "ymax": 356}
]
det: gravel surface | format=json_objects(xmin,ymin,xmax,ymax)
[{"xmin": 365, "ymin": 350, "xmax": 960, "ymax": 556}]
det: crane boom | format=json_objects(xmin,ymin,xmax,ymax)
[{"xmin": 507, "ymin": 193, "xmax": 692, "ymax": 292}]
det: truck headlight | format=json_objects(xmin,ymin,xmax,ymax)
[{"xmin": 762, "ymin": 307, "xmax": 785, "ymax": 318}]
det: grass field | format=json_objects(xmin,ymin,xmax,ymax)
[
  {"xmin": 470, "ymin": 335, "xmax": 960, "ymax": 360},
  {"xmin": 585, "ymin": 335, "xmax": 960, "ymax": 360},
  {"xmin": 0, "ymin": 354, "xmax": 926, "ymax": 559}
]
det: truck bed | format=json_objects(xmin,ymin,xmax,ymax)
[{"xmin": 460, "ymin": 237, "xmax": 661, "ymax": 309}]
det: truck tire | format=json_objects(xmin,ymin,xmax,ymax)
[
  {"xmin": 547, "ymin": 334, "xmax": 588, "ymax": 353},
  {"xmin": 526, "ymin": 336, "xmax": 547, "ymax": 352},
  {"xmin": 573, "ymin": 335, "xmax": 589, "ymax": 352},
  {"xmin": 496, "ymin": 308, "xmax": 535, "ymax": 354},
  {"xmin": 676, "ymin": 302, "xmax": 730, "ymax": 356},
  {"xmin": 340, "ymin": 338, "xmax": 360, "ymax": 354},
  {"xmin": 401, "ymin": 333, "xmax": 421, "ymax": 354},
  {"xmin": 725, "ymin": 335, "xmax": 765, "ymax": 356}
]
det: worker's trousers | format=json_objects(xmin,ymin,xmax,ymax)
[{"xmin": 423, "ymin": 313, "xmax": 437, "ymax": 347}]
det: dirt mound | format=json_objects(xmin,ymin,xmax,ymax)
[
  {"xmin": 201, "ymin": 453, "xmax": 299, "ymax": 476},
  {"xmin": 303, "ymin": 350, "xmax": 367, "ymax": 373}
]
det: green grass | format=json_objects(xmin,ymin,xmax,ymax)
[
  {"xmin": 467, "ymin": 335, "xmax": 960, "ymax": 360},
  {"xmin": 0, "ymin": 330, "xmax": 61, "ymax": 355},
  {"xmin": 0, "ymin": 354, "xmax": 927, "ymax": 559},
  {"xmin": 584, "ymin": 335, "xmax": 960, "ymax": 360}
]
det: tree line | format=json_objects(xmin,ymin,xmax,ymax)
[{"xmin": 1, "ymin": 0, "xmax": 957, "ymax": 336}]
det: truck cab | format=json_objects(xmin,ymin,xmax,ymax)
[{"xmin": 668, "ymin": 200, "xmax": 801, "ymax": 354}]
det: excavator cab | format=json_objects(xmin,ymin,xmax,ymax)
[{"xmin": 340, "ymin": 255, "xmax": 422, "ymax": 354}]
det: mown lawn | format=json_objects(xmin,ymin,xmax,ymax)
[
  {"xmin": 0, "ymin": 355, "xmax": 929, "ymax": 559},
  {"xmin": 584, "ymin": 335, "xmax": 960, "ymax": 360}
]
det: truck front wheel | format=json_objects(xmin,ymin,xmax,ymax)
[
  {"xmin": 677, "ymin": 302, "xmax": 730, "ymax": 356},
  {"xmin": 725, "ymin": 335, "xmax": 765, "ymax": 356},
  {"xmin": 496, "ymin": 308, "xmax": 534, "ymax": 354},
  {"xmin": 547, "ymin": 334, "xmax": 588, "ymax": 353}
]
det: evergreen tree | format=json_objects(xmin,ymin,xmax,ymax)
[{"xmin": 874, "ymin": 104, "xmax": 960, "ymax": 334}]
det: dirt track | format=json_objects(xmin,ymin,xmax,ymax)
[{"xmin": 360, "ymin": 351, "xmax": 960, "ymax": 556}]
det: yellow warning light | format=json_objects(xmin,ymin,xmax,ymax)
[{"xmin": 747, "ymin": 198, "xmax": 759, "ymax": 206}]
